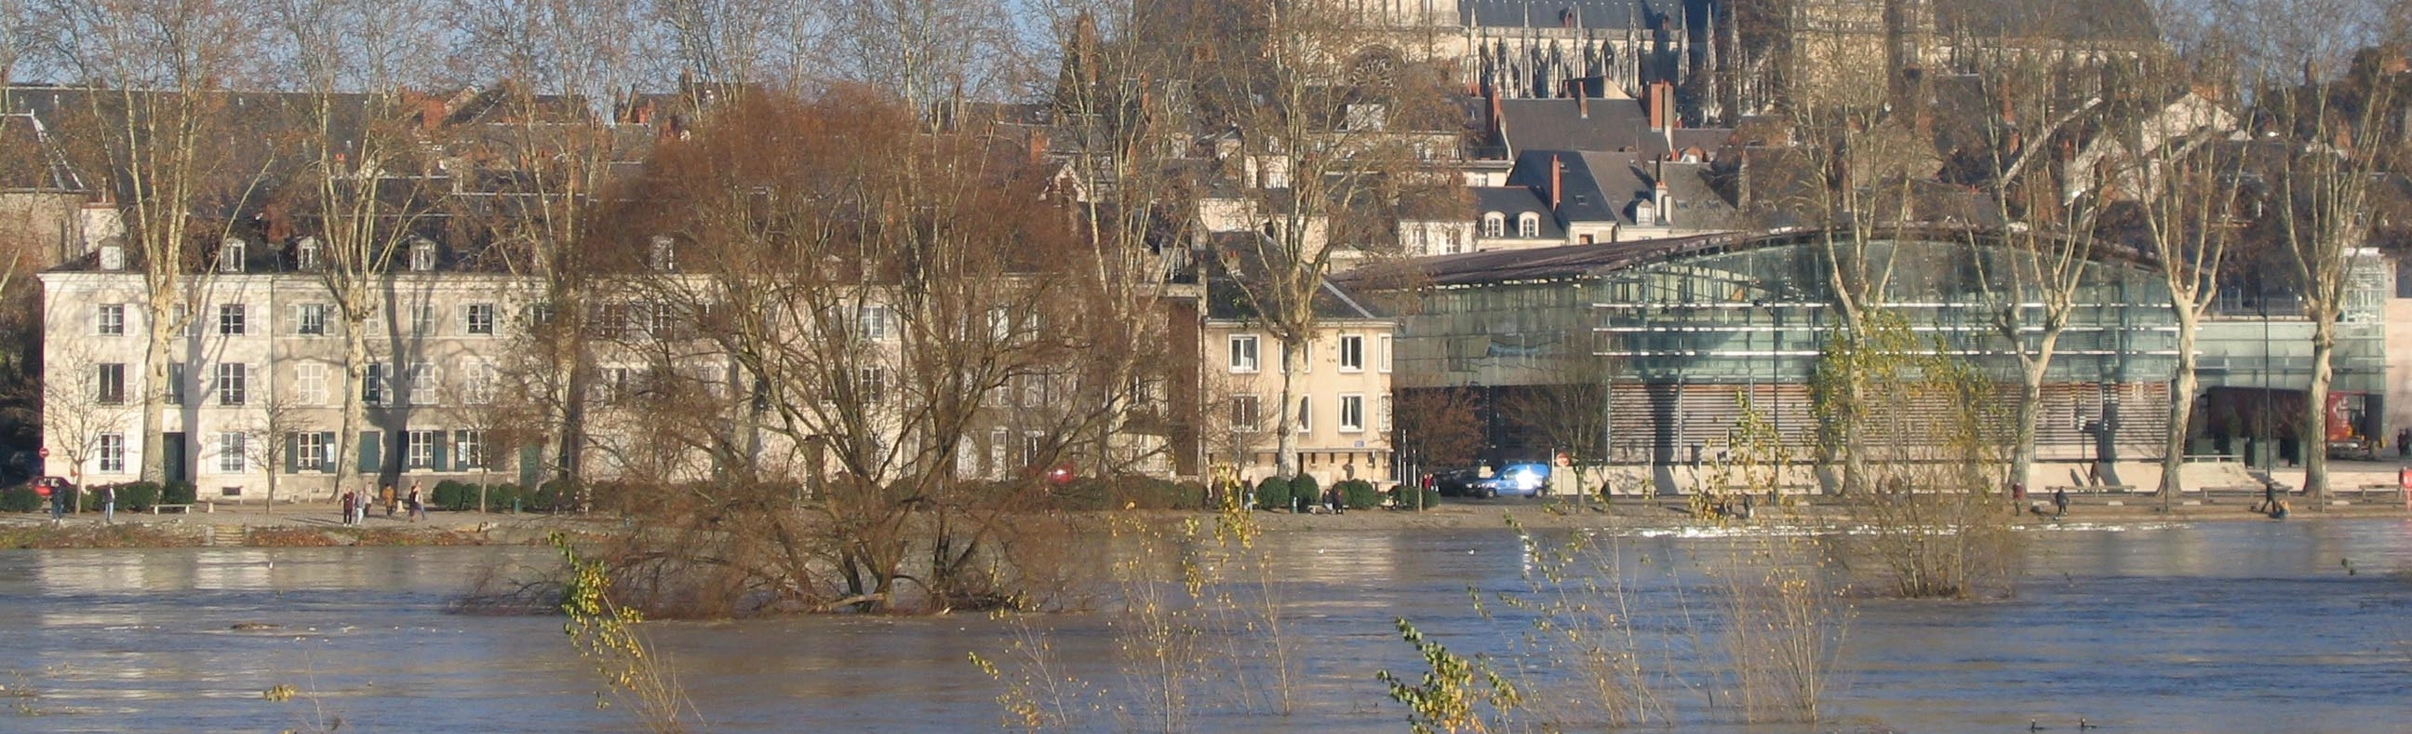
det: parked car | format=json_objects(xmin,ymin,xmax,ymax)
[
  {"xmin": 1471, "ymin": 463, "xmax": 1552, "ymax": 498},
  {"xmin": 1430, "ymin": 468, "xmax": 1483, "ymax": 497}
]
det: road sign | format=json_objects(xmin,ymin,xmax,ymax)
[{"xmin": 36, "ymin": 447, "xmax": 47, "ymax": 458}]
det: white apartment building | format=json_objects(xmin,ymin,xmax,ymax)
[
  {"xmin": 41, "ymin": 234, "xmax": 540, "ymax": 500},
  {"xmin": 1202, "ymin": 280, "xmax": 1396, "ymax": 487}
]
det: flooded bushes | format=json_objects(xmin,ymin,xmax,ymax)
[
  {"xmin": 1337, "ymin": 479, "xmax": 1380, "ymax": 510},
  {"xmin": 1254, "ymin": 477, "xmax": 1292, "ymax": 511}
]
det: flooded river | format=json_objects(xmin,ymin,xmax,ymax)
[{"xmin": 3, "ymin": 518, "xmax": 2407, "ymax": 733}]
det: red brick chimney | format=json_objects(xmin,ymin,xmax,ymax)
[{"xmin": 1549, "ymin": 154, "xmax": 1562, "ymax": 212}]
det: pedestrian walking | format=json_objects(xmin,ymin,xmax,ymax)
[
  {"xmin": 381, "ymin": 484, "xmax": 398, "ymax": 518},
  {"xmin": 406, "ymin": 483, "xmax": 425, "ymax": 521},
  {"xmin": 95, "ymin": 484, "xmax": 114, "ymax": 524},
  {"xmin": 48, "ymin": 480, "xmax": 69, "ymax": 525},
  {"xmin": 2398, "ymin": 428, "xmax": 2409, "ymax": 458},
  {"xmin": 341, "ymin": 490, "xmax": 355, "ymax": 526},
  {"xmin": 2052, "ymin": 488, "xmax": 2070, "ymax": 520}
]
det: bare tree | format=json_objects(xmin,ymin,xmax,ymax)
[
  {"xmin": 1965, "ymin": 50, "xmax": 2113, "ymax": 492},
  {"xmin": 584, "ymin": 89, "xmax": 1127, "ymax": 615},
  {"xmin": 31, "ymin": 341, "xmax": 135, "ymax": 491},
  {"xmin": 271, "ymin": 0, "xmax": 447, "ymax": 500},
  {"xmin": 1189, "ymin": 0, "xmax": 1459, "ymax": 479},
  {"xmin": 240, "ymin": 392, "xmax": 312, "ymax": 511},
  {"xmin": 35, "ymin": 0, "xmax": 272, "ymax": 483},
  {"xmin": 445, "ymin": 0, "xmax": 648, "ymax": 497}
]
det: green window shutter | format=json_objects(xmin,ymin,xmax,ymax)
[
  {"xmin": 318, "ymin": 432, "xmax": 337, "ymax": 472},
  {"xmin": 450, "ymin": 431, "xmax": 471, "ymax": 471},
  {"xmin": 283, "ymin": 433, "xmax": 299, "ymax": 474},
  {"xmin": 431, "ymin": 432, "xmax": 448, "ymax": 473},
  {"xmin": 359, "ymin": 431, "xmax": 382, "ymax": 473}
]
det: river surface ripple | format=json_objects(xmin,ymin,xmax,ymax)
[{"xmin": 2, "ymin": 518, "xmax": 2407, "ymax": 733}]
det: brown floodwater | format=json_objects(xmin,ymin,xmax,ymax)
[{"xmin": 1, "ymin": 517, "xmax": 2406, "ymax": 733}]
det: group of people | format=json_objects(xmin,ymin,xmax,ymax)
[{"xmin": 339, "ymin": 483, "xmax": 427, "ymax": 525}]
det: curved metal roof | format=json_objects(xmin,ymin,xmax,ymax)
[{"xmin": 1343, "ymin": 227, "xmax": 2158, "ymax": 289}]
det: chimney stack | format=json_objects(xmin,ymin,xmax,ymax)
[{"xmin": 1550, "ymin": 154, "xmax": 1563, "ymax": 212}]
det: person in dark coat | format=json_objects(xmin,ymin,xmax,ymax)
[{"xmin": 2052, "ymin": 488, "xmax": 2070, "ymax": 520}]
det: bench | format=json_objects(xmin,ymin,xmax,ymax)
[{"xmin": 150, "ymin": 503, "xmax": 201, "ymax": 514}]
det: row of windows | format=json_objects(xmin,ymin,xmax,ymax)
[
  {"xmin": 96, "ymin": 360, "xmax": 500, "ymax": 408},
  {"xmin": 1226, "ymin": 334, "xmax": 1393, "ymax": 373},
  {"xmin": 81, "ymin": 429, "xmax": 491, "ymax": 476},
  {"xmin": 1480, "ymin": 211, "xmax": 1543, "ymax": 239},
  {"xmin": 1227, "ymin": 393, "xmax": 1389, "ymax": 434},
  {"xmin": 93, "ymin": 303, "xmax": 500, "ymax": 338}
]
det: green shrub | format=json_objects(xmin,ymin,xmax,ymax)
[
  {"xmin": 1255, "ymin": 476, "xmax": 1292, "ymax": 512},
  {"xmin": 162, "ymin": 482, "xmax": 196, "ymax": 506},
  {"xmin": 431, "ymin": 481, "xmax": 465, "ymax": 511},
  {"xmin": 485, "ymin": 483, "xmax": 525, "ymax": 512},
  {"xmin": 0, "ymin": 486, "xmax": 37, "ymax": 512},
  {"xmin": 112, "ymin": 482, "xmax": 161, "ymax": 511},
  {"xmin": 1289, "ymin": 474, "xmax": 1321, "ymax": 511},
  {"xmin": 1106, "ymin": 476, "xmax": 1208, "ymax": 510},
  {"xmin": 1338, "ymin": 479, "xmax": 1380, "ymax": 510},
  {"xmin": 534, "ymin": 479, "xmax": 575, "ymax": 512}
]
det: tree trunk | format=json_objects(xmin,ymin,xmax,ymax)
[
  {"xmin": 1274, "ymin": 334, "xmax": 1302, "ymax": 479},
  {"xmin": 2302, "ymin": 316, "xmax": 2335, "ymax": 498},
  {"xmin": 138, "ymin": 288, "xmax": 176, "ymax": 484},
  {"xmin": 2009, "ymin": 361, "xmax": 2045, "ymax": 496},
  {"xmin": 2160, "ymin": 307, "xmax": 2201, "ymax": 508},
  {"xmin": 335, "ymin": 300, "xmax": 372, "ymax": 501}
]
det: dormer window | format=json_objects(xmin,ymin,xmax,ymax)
[
  {"xmin": 1482, "ymin": 212, "xmax": 1505, "ymax": 238},
  {"xmin": 99, "ymin": 242, "xmax": 124, "ymax": 271},
  {"xmin": 219, "ymin": 238, "xmax": 245, "ymax": 273},
  {"xmin": 649, "ymin": 236, "xmax": 676, "ymax": 271},
  {"xmin": 409, "ymin": 239, "xmax": 436, "ymax": 272},
  {"xmin": 296, "ymin": 237, "xmax": 321, "ymax": 271},
  {"xmin": 1517, "ymin": 213, "xmax": 1540, "ymax": 238},
  {"xmin": 1634, "ymin": 200, "xmax": 1657, "ymax": 227}
]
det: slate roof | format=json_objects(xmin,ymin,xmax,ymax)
[
  {"xmin": 1470, "ymin": 186, "xmax": 1564, "ymax": 238},
  {"xmin": 1494, "ymin": 97, "xmax": 1668, "ymax": 156}
]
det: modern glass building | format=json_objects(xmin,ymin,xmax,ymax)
[{"xmin": 1376, "ymin": 229, "xmax": 2188, "ymax": 478}]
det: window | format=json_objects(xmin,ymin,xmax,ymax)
[
  {"xmin": 462, "ymin": 362, "xmax": 496, "ymax": 405},
  {"xmin": 99, "ymin": 433, "xmax": 125, "ymax": 473},
  {"xmin": 219, "ymin": 431, "xmax": 247, "ymax": 473},
  {"xmin": 1022, "ymin": 432, "xmax": 1046, "ymax": 468},
  {"xmin": 1231, "ymin": 395, "xmax": 1261, "ymax": 431},
  {"xmin": 295, "ymin": 432, "xmax": 330, "ymax": 472},
  {"xmin": 1482, "ymin": 212, "xmax": 1504, "ymax": 238},
  {"xmin": 409, "ymin": 240, "xmax": 436, "ymax": 271},
  {"xmin": 296, "ymin": 237, "xmax": 321, "ymax": 270},
  {"xmin": 1446, "ymin": 228, "xmax": 1463, "ymax": 254},
  {"xmin": 1378, "ymin": 334, "xmax": 1393, "ymax": 373},
  {"xmin": 466, "ymin": 304, "xmax": 496, "ymax": 335},
  {"xmin": 1282, "ymin": 340, "xmax": 1310, "ymax": 373},
  {"xmin": 1517, "ymin": 213, "xmax": 1540, "ymax": 238},
  {"xmin": 595, "ymin": 366, "xmax": 634, "ymax": 402},
  {"xmin": 453, "ymin": 430, "xmax": 485, "ymax": 470},
  {"xmin": 649, "ymin": 236, "xmax": 676, "ymax": 271},
  {"xmin": 363, "ymin": 362, "xmax": 388, "ymax": 405},
  {"xmin": 411, "ymin": 304, "xmax": 436, "ymax": 335},
  {"xmin": 1339, "ymin": 334, "xmax": 1365, "ymax": 371},
  {"xmin": 95, "ymin": 364, "xmax": 127, "ymax": 405},
  {"xmin": 96, "ymin": 304, "xmax": 125, "ymax": 335},
  {"xmin": 167, "ymin": 363, "xmax": 187, "ymax": 404},
  {"xmin": 216, "ymin": 363, "xmax": 247, "ymax": 406},
  {"xmin": 99, "ymin": 244, "xmax": 123, "ymax": 271},
  {"xmin": 1296, "ymin": 396, "xmax": 1312, "ymax": 431},
  {"xmin": 295, "ymin": 362, "xmax": 327, "ymax": 405},
  {"xmin": 218, "ymin": 304, "xmax": 246, "ymax": 335},
  {"xmin": 219, "ymin": 239, "xmax": 245, "ymax": 273},
  {"xmin": 858, "ymin": 366, "xmax": 888, "ymax": 401},
  {"xmin": 1340, "ymin": 394, "xmax": 1365, "ymax": 432},
  {"xmin": 406, "ymin": 430, "xmax": 438, "ymax": 469},
  {"xmin": 409, "ymin": 363, "xmax": 437, "ymax": 405},
  {"xmin": 988, "ymin": 308, "xmax": 1012, "ymax": 341},
  {"xmin": 297, "ymin": 303, "xmax": 328, "ymax": 335},
  {"xmin": 1228, "ymin": 334, "xmax": 1259, "ymax": 372},
  {"xmin": 858, "ymin": 305, "xmax": 891, "ymax": 340}
]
